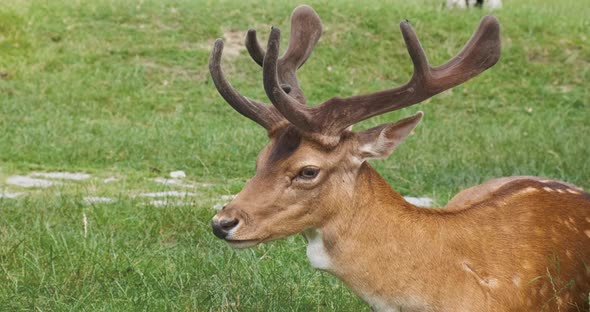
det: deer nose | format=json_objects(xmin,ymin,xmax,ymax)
[{"xmin": 211, "ymin": 218, "xmax": 240, "ymax": 239}]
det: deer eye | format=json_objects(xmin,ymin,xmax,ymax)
[{"xmin": 298, "ymin": 166, "xmax": 320, "ymax": 180}]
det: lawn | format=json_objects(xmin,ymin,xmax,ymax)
[{"xmin": 0, "ymin": 0, "xmax": 589, "ymax": 310}]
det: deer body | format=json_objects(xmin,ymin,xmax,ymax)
[
  {"xmin": 208, "ymin": 5, "xmax": 590, "ymax": 311},
  {"xmin": 304, "ymin": 162, "xmax": 590, "ymax": 311}
]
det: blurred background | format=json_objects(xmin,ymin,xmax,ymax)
[{"xmin": 0, "ymin": 0, "xmax": 588, "ymax": 310}]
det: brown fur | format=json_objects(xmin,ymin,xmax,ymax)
[
  {"xmin": 329, "ymin": 165, "xmax": 590, "ymax": 311},
  {"xmin": 213, "ymin": 124, "xmax": 590, "ymax": 311},
  {"xmin": 209, "ymin": 5, "xmax": 588, "ymax": 310}
]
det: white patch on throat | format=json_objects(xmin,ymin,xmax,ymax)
[{"xmin": 303, "ymin": 228, "xmax": 332, "ymax": 271}]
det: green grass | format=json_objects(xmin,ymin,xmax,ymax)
[{"xmin": 0, "ymin": 0, "xmax": 589, "ymax": 310}]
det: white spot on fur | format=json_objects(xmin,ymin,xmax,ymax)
[
  {"xmin": 31, "ymin": 172, "xmax": 91, "ymax": 180},
  {"xmin": 484, "ymin": 277, "xmax": 498, "ymax": 288},
  {"xmin": 556, "ymin": 189, "xmax": 565, "ymax": 194},
  {"xmin": 403, "ymin": 196, "xmax": 434, "ymax": 208},
  {"xmin": 512, "ymin": 275, "xmax": 521, "ymax": 287},
  {"xmin": 542, "ymin": 186, "xmax": 554, "ymax": 192},
  {"xmin": 516, "ymin": 186, "xmax": 538, "ymax": 196},
  {"xmin": 585, "ymin": 230, "xmax": 590, "ymax": 238},
  {"xmin": 566, "ymin": 189, "xmax": 580, "ymax": 194},
  {"xmin": 304, "ymin": 228, "xmax": 332, "ymax": 271},
  {"xmin": 7, "ymin": 176, "xmax": 61, "ymax": 188}
]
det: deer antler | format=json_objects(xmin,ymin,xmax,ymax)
[
  {"xmin": 209, "ymin": 5, "xmax": 322, "ymax": 132},
  {"xmin": 209, "ymin": 40, "xmax": 284, "ymax": 131},
  {"xmin": 262, "ymin": 16, "xmax": 501, "ymax": 136},
  {"xmin": 263, "ymin": 27, "xmax": 319, "ymax": 132},
  {"xmin": 246, "ymin": 5, "xmax": 322, "ymax": 104}
]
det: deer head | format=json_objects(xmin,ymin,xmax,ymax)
[{"xmin": 210, "ymin": 5, "xmax": 500, "ymax": 249}]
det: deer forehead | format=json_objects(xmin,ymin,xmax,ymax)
[{"xmin": 258, "ymin": 127, "xmax": 354, "ymax": 170}]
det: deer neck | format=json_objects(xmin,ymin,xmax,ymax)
[
  {"xmin": 304, "ymin": 162, "xmax": 434, "ymax": 268},
  {"xmin": 304, "ymin": 162, "xmax": 440, "ymax": 309}
]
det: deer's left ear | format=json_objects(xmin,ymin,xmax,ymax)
[{"xmin": 356, "ymin": 111, "xmax": 423, "ymax": 160}]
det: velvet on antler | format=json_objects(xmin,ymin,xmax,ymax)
[
  {"xmin": 261, "ymin": 16, "xmax": 501, "ymax": 136},
  {"xmin": 211, "ymin": 8, "xmax": 501, "ymax": 139},
  {"xmin": 209, "ymin": 5, "xmax": 323, "ymax": 133},
  {"xmin": 245, "ymin": 5, "xmax": 322, "ymax": 104}
]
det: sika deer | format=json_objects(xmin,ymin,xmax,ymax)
[{"xmin": 209, "ymin": 5, "xmax": 590, "ymax": 311}]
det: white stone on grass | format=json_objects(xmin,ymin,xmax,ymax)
[
  {"xmin": 139, "ymin": 191, "xmax": 196, "ymax": 198},
  {"xmin": 153, "ymin": 177, "xmax": 194, "ymax": 188},
  {"xmin": 7, "ymin": 176, "xmax": 61, "ymax": 188},
  {"xmin": 149, "ymin": 199, "xmax": 188, "ymax": 207},
  {"xmin": 403, "ymin": 196, "xmax": 434, "ymax": 208},
  {"xmin": 31, "ymin": 172, "xmax": 91, "ymax": 180},
  {"xmin": 0, "ymin": 191, "xmax": 22, "ymax": 199},
  {"xmin": 170, "ymin": 170, "xmax": 186, "ymax": 179},
  {"xmin": 83, "ymin": 196, "xmax": 115, "ymax": 205},
  {"xmin": 103, "ymin": 177, "xmax": 118, "ymax": 183}
]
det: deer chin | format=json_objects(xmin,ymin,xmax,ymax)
[
  {"xmin": 225, "ymin": 238, "xmax": 261, "ymax": 249},
  {"xmin": 225, "ymin": 231, "xmax": 294, "ymax": 249},
  {"xmin": 224, "ymin": 231, "xmax": 274, "ymax": 249}
]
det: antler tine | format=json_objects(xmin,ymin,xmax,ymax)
[
  {"xmin": 209, "ymin": 39, "xmax": 283, "ymax": 131},
  {"xmin": 246, "ymin": 5, "xmax": 322, "ymax": 104},
  {"xmin": 316, "ymin": 16, "xmax": 501, "ymax": 135},
  {"xmin": 279, "ymin": 5, "xmax": 322, "ymax": 104},
  {"xmin": 430, "ymin": 15, "xmax": 501, "ymax": 85},
  {"xmin": 245, "ymin": 29, "xmax": 265, "ymax": 66},
  {"xmin": 279, "ymin": 5, "xmax": 323, "ymax": 71},
  {"xmin": 400, "ymin": 21, "xmax": 430, "ymax": 83},
  {"xmin": 263, "ymin": 27, "xmax": 317, "ymax": 132}
]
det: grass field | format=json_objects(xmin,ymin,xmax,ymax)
[{"xmin": 0, "ymin": 0, "xmax": 589, "ymax": 310}]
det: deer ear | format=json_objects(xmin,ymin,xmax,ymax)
[{"xmin": 357, "ymin": 111, "xmax": 423, "ymax": 160}]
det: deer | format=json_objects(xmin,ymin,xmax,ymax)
[{"xmin": 209, "ymin": 5, "xmax": 590, "ymax": 311}]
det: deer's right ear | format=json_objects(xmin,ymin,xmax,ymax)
[{"xmin": 356, "ymin": 111, "xmax": 423, "ymax": 160}]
